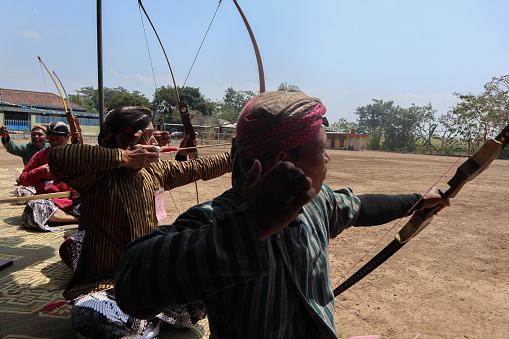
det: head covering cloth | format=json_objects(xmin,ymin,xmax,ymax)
[
  {"xmin": 31, "ymin": 125, "xmax": 47, "ymax": 134},
  {"xmin": 47, "ymin": 121, "xmax": 70, "ymax": 136},
  {"xmin": 231, "ymin": 91, "xmax": 327, "ymax": 192},
  {"xmin": 98, "ymin": 106, "xmax": 152, "ymax": 148}
]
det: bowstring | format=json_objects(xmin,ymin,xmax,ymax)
[
  {"xmin": 183, "ymin": 0, "xmax": 222, "ymax": 87},
  {"xmin": 138, "ymin": 3, "xmax": 183, "ymax": 215},
  {"xmin": 138, "ymin": 5, "xmax": 158, "ymax": 95},
  {"xmin": 38, "ymin": 61, "xmax": 49, "ymax": 93},
  {"xmin": 181, "ymin": 0, "xmax": 224, "ymax": 206},
  {"xmin": 332, "ymin": 105, "xmax": 509, "ymax": 290}
]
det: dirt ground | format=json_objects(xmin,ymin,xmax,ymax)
[{"xmin": 2, "ymin": 140, "xmax": 508, "ymax": 339}]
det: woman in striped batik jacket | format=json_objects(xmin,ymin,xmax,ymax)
[{"xmin": 48, "ymin": 106, "xmax": 232, "ymax": 338}]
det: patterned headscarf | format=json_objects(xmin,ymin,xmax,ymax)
[
  {"xmin": 31, "ymin": 125, "xmax": 47, "ymax": 134},
  {"xmin": 98, "ymin": 106, "xmax": 152, "ymax": 148},
  {"xmin": 47, "ymin": 121, "xmax": 70, "ymax": 136},
  {"xmin": 231, "ymin": 91, "xmax": 327, "ymax": 191}
]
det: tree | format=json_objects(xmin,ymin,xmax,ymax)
[
  {"xmin": 277, "ymin": 82, "xmax": 300, "ymax": 92},
  {"xmin": 105, "ymin": 92, "xmax": 151, "ymax": 111},
  {"xmin": 152, "ymin": 85, "xmax": 216, "ymax": 125},
  {"xmin": 382, "ymin": 105, "xmax": 421, "ymax": 151},
  {"xmin": 179, "ymin": 86, "xmax": 215, "ymax": 116},
  {"xmin": 412, "ymin": 103, "xmax": 439, "ymax": 153},
  {"xmin": 218, "ymin": 87, "xmax": 256, "ymax": 122},
  {"xmin": 328, "ymin": 118, "xmax": 357, "ymax": 132},
  {"xmin": 367, "ymin": 127, "xmax": 381, "ymax": 150},
  {"xmin": 215, "ymin": 104, "xmax": 238, "ymax": 123},
  {"xmin": 71, "ymin": 86, "xmax": 152, "ymax": 113},
  {"xmin": 152, "ymin": 85, "xmax": 178, "ymax": 119},
  {"xmin": 355, "ymin": 99, "xmax": 395, "ymax": 135},
  {"xmin": 73, "ymin": 86, "xmax": 98, "ymax": 112},
  {"xmin": 442, "ymin": 75, "xmax": 508, "ymax": 155},
  {"xmin": 483, "ymin": 75, "xmax": 509, "ymax": 125},
  {"xmin": 68, "ymin": 93, "xmax": 94, "ymax": 111},
  {"xmin": 355, "ymin": 99, "xmax": 436, "ymax": 152},
  {"xmin": 222, "ymin": 87, "xmax": 255, "ymax": 112}
]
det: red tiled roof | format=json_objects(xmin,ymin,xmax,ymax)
[{"xmin": 0, "ymin": 88, "xmax": 86, "ymax": 110}]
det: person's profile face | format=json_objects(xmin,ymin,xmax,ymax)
[{"xmin": 288, "ymin": 128, "xmax": 330, "ymax": 194}]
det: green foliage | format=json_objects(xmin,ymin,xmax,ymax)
[
  {"xmin": 105, "ymin": 91, "xmax": 151, "ymax": 111},
  {"xmin": 215, "ymin": 104, "xmax": 239, "ymax": 123},
  {"xmin": 222, "ymin": 87, "xmax": 255, "ymax": 112},
  {"xmin": 412, "ymin": 103, "xmax": 439, "ymax": 153},
  {"xmin": 179, "ymin": 86, "xmax": 215, "ymax": 116},
  {"xmin": 328, "ymin": 118, "xmax": 357, "ymax": 132},
  {"xmin": 367, "ymin": 128, "xmax": 381, "ymax": 150},
  {"xmin": 69, "ymin": 93, "xmax": 97, "ymax": 112},
  {"xmin": 73, "ymin": 86, "xmax": 152, "ymax": 113},
  {"xmin": 355, "ymin": 99, "xmax": 432, "ymax": 152},
  {"xmin": 217, "ymin": 87, "xmax": 256, "ymax": 122},
  {"xmin": 442, "ymin": 75, "xmax": 509, "ymax": 156},
  {"xmin": 151, "ymin": 85, "xmax": 214, "ymax": 125},
  {"xmin": 152, "ymin": 85, "xmax": 178, "ymax": 123},
  {"xmin": 277, "ymin": 82, "xmax": 301, "ymax": 92},
  {"xmin": 355, "ymin": 99, "xmax": 394, "ymax": 135},
  {"xmin": 381, "ymin": 105, "xmax": 421, "ymax": 151},
  {"xmin": 71, "ymin": 88, "xmax": 97, "ymax": 112}
]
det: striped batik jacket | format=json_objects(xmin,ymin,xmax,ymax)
[
  {"xmin": 115, "ymin": 185, "xmax": 361, "ymax": 338},
  {"xmin": 47, "ymin": 144, "xmax": 231, "ymax": 300}
]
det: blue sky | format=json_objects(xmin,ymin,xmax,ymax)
[{"xmin": 2, "ymin": 0, "xmax": 508, "ymax": 124}]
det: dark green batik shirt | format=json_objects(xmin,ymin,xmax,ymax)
[{"xmin": 115, "ymin": 185, "xmax": 362, "ymax": 338}]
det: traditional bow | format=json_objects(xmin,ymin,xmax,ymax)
[
  {"xmin": 137, "ymin": 0, "xmax": 197, "ymax": 159},
  {"xmin": 53, "ymin": 71, "xmax": 83, "ymax": 144},
  {"xmin": 37, "ymin": 56, "xmax": 83, "ymax": 144},
  {"xmin": 333, "ymin": 121, "xmax": 509, "ymax": 296},
  {"xmin": 137, "ymin": 0, "xmax": 265, "ymax": 205},
  {"xmin": 232, "ymin": 0, "xmax": 265, "ymax": 94}
]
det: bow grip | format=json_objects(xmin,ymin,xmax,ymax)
[
  {"xmin": 178, "ymin": 101, "xmax": 198, "ymax": 159},
  {"xmin": 395, "ymin": 210, "xmax": 434, "ymax": 244}
]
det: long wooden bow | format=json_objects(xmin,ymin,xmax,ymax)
[
  {"xmin": 137, "ymin": 0, "xmax": 197, "ymax": 160},
  {"xmin": 53, "ymin": 71, "xmax": 83, "ymax": 144},
  {"xmin": 37, "ymin": 57, "xmax": 83, "ymax": 144},
  {"xmin": 137, "ymin": 0, "xmax": 265, "ymax": 206},
  {"xmin": 333, "ymin": 121, "xmax": 509, "ymax": 296},
  {"xmin": 232, "ymin": 0, "xmax": 265, "ymax": 94}
]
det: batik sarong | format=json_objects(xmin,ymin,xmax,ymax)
[
  {"xmin": 14, "ymin": 185, "xmax": 36, "ymax": 205},
  {"xmin": 60, "ymin": 230, "xmax": 86, "ymax": 271},
  {"xmin": 71, "ymin": 290, "xmax": 206, "ymax": 338},
  {"xmin": 21, "ymin": 199, "xmax": 81, "ymax": 232}
]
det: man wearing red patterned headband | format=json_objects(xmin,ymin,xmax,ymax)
[
  {"xmin": 47, "ymin": 106, "xmax": 231, "ymax": 338},
  {"xmin": 114, "ymin": 92, "xmax": 450, "ymax": 338}
]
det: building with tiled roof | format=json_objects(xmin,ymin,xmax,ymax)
[{"xmin": 0, "ymin": 88, "xmax": 100, "ymax": 135}]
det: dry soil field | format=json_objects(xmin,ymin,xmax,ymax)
[
  {"xmin": 168, "ymin": 145, "xmax": 509, "ymax": 339},
  {"xmin": 2, "ymin": 140, "xmax": 508, "ymax": 339}
]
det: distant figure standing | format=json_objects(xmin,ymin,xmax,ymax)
[{"xmin": 48, "ymin": 106, "xmax": 232, "ymax": 338}]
